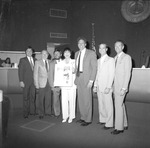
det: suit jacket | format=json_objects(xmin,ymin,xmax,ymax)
[
  {"xmin": 49, "ymin": 59, "xmax": 57, "ymax": 88},
  {"xmin": 18, "ymin": 57, "xmax": 35, "ymax": 86},
  {"xmin": 94, "ymin": 55, "xmax": 115, "ymax": 92},
  {"xmin": 74, "ymin": 49, "xmax": 97, "ymax": 85},
  {"xmin": 34, "ymin": 59, "xmax": 51, "ymax": 88},
  {"xmin": 114, "ymin": 52, "xmax": 132, "ymax": 93}
]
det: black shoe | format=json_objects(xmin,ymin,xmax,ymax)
[
  {"xmin": 81, "ymin": 122, "xmax": 92, "ymax": 126},
  {"xmin": 54, "ymin": 115, "xmax": 60, "ymax": 119},
  {"xmin": 39, "ymin": 115, "xmax": 44, "ymax": 119},
  {"xmin": 124, "ymin": 126, "xmax": 128, "ymax": 130},
  {"xmin": 97, "ymin": 122, "xmax": 105, "ymax": 125},
  {"xmin": 45, "ymin": 114, "xmax": 53, "ymax": 117},
  {"xmin": 111, "ymin": 129, "xmax": 124, "ymax": 135},
  {"xmin": 49, "ymin": 114, "xmax": 55, "ymax": 117},
  {"xmin": 29, "ymin": 113, "xmax": 37, "ymax": 116},
  {"xmin": 103, "ymin": 126, "xmax": 113, "ymax": 130},
  {"xmin": 23, "ymin": 115, "xmax": 28, "ymax": 119},
  {"xmin": 76, "ymin": 119, "xmax": 85, "ymax": 123}
]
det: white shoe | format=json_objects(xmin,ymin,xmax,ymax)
[
  {"xmin": 62, "ymin": 119, "xmax": 67, "ymax": 123},
  {"xmin": 68, "ymin": 119, "xmax": 72, "ymax": 123}
]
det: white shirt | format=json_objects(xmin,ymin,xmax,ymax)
[
  {"xmin": 76, "ymin": 48, "xmax": 86, "ymax": 72},
  {"xmin": 100, "ymin": 54, "xmax": 107, "ymax": 67},
  {"xmin": 116, "ymin": 51, "xmax": 123, "ymax": 60},
  {"xmin": 27, "ymin": 56, "xmax": 34, "ymax": 66},
  {"xmin": 43, "ymin": 59, "xmax": 49, "ymax": 70}
]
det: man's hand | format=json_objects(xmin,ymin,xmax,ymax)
[
  {"xmin": 120, "ymin": 89, "xmax": 126, "ymax": 96},
  {"xmin": 93, "ymin": 86, "xmax": 97, "ymax": 93},
  {"xmin": 20, "ymin": 81, "xmax": 25, "ymax": 88},
  {"xmin": 104, "ymin": 88, "xmax": 110, "ymax": 94},
  {"xmin": 87, "ymin": 81, "xmax": 93, "ymax": 88}
]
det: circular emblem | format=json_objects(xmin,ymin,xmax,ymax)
[{"xmin": 121, "ymin": 0, "xmax": 150, "ymax": 23}]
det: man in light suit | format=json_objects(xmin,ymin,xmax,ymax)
[
  {"xmin": 75, "ymin": 37, "xmax": 97, "ymax": 126},
  {"xmin": 34, "ymin": 50, "xmax": 52, "ymax": 119},
  {"xmin": 93, "ymin": 43, "xmax": 115, "ymax": 129},
  {"xmin": 18, "ymin": 46, "xmax": 36, "ymax": 118},
  {"xmin": 49, "ymin": 49, "xmax": 62, "ymax": 118},
  {"xmin": 111, "ymin": 41, "xmax": 132, "ymax": 135}
]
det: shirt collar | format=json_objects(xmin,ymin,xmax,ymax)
[
  {"xmin": 101, "ymin": 54, "xmax": 107, "ymax": 60},
  {"xmin": 117, "ymin": 51, "xmax": 123, "ymax": 58},
  {"xmin": 80, "ymin": 48, "xmax": 86, "ymax": 53}
]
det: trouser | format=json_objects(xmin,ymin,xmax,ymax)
[
  {"xmin": 38, "ymin": 82, "xmax": 51, "ymax": 116},
  {"xmin": 114, "ymin": 92, "xmax": 128, "ymax": 130},
  {"xmin": 61, "ymin": 88, "xmax": 76, "ymax": 120},
  {"xmin": 77, "ymin": 73, "xmax": 92, "ymax": 123},
  {"xmin": 23, "ymin": 83, "xmax": 36, "ymax": 116},
  {"xmin": 97, "ymin": 90, "xmax": 113, "ymax": 127},
  {"xmin": 51, "ymin": 87, "xmax": 61, "ymax": 116}
]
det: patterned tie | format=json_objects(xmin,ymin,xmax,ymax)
[{"xmin": 76, "ymin": 52, "xmax": 81, "ymax": 77}]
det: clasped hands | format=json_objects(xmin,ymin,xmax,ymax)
[{"xmin": 93, "ymin": 86, "xmax": 111, "ymax": 94}]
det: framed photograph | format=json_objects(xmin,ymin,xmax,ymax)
[{"xmin": 54, "ymin": 60, "xmax": 75, "ymax": 87}]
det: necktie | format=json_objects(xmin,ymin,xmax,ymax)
[
  {"xmin": 45, "ymin": 60, "xmax": 49, "ymax": 72},
  {"xmin": 76, "ymin": 52, "xmax": 81, "ymax": 77},
  {"xmin": 30, "ymin": 57, "xmax": 34, "ymax": 70},
  {"xmin": 115, "ymin": 56, "xmax": 118, "ymax": 67}
]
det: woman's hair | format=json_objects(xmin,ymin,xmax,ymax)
[
  {"xmin": 62, "ymin": 47, "xmax": 72, "ymax": 59},
  {"xmin": 5, "ymin": 57, "xmax": 11, "ymax": 64}
]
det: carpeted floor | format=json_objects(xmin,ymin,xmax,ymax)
[{"xmin": 2, "ymin": 98, "xmax": 150, "ymax": 148}]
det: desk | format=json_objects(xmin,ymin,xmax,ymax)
[
  {"xmin": 127, "ymin": 68, "xmax": 150, "ymax": 103},
  {"xmin": 0, "ymin": 68, "xmax": 22, "ymax": 94}
]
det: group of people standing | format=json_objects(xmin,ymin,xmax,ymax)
[
  {"xmin": 18, "ymin": 37, "xmax": 132, "ymax": 135},
  {"xmin": 93, "ymin": 41, "xmax": 132, "ymax": 135}
]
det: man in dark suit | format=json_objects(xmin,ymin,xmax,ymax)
[
  {"xmin": 18, "ymin": 46, "xmax": 36, "ymax": 118},
  {"xmin": 75, "ymin": 37, "xmax": 97, "ymax": 126}
]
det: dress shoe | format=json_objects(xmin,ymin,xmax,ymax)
[
  {"xmin": 97, "ymin": 122, "xmax": 105, "ymax": 125},
  {"xmin": 102, "ymin": 126, "xmax": 113, "ymax": 130},
  {"xmin": 111, "ymin": 129, "xmax": 124, "ymax": 135},
  {"xmin": 62, "ymin": 119, "xmax": 67, "ymax": 123},
  {"xmin": 50, "ymin": 114, "xmax": 55, "ymax": 117},
  {"xmin": 68, "ymin": 118, "xmax": 73, "ymax": 123},
  {"xmin": 29, "ymin": 113, "xmax": 37, "ymax": 116},
  {"xmin": 23, "ymin": 115, "xmax": 28, "ymax": 119},
  {"xmin": 39, "ymin": 115, "xmax": 44, "ymax": 119},
  {"xmin": 81, "ymin": 122, "xmax": 92, "ymax": 126},
  {"xmin": 45, "ymin": 114, "xmax": 52, "ymax": 117},
  {"xmin": 124, "ymin": 126, "xmax": 128, "ymax": 130},
  {"xmin": 76, "ymin": 119, "xmax": 85, "ymax": 123},
  {"xmin": 54, "ymin": 115, "xmax": 60, "ymax": 119}
]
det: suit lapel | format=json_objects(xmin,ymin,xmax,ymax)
[
  {"xmin": 100, "ymin": 55, "xmax": 109, "ymax": 70},
  {"xmin": 83, "ymin": 49, "xmax": 88, "ymax": 66},
  {"xmin": 118, "ymin": 52, "xmax": 126, "ymax": 64},
  {"xmin": 25, "ymin": 57, "xmax": 33, "ymax": 70}
]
